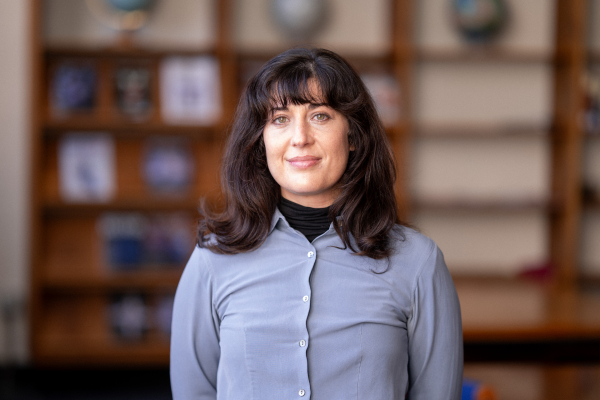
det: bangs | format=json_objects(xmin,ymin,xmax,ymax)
[
  {"xmin": 246, "ymin": 48, "xmax": 364, "ymax": 124},
  {"xmin": 267, "ymin": 76, "xmax": 326, "ymax": 111}
]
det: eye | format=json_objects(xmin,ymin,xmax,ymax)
[
  {"xmin": 273, "ymin": 116, "xmax": 288, "ymax": 124},
  {"xmin": 313, "ymin": 113, "xmax": 329, "ymax": 121}
]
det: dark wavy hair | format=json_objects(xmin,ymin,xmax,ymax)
[{"xmin": 197, "ymin": 47, "xmax": 403, "ymax": 259}]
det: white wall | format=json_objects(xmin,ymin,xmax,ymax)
[{"xmin": 0, "ymin": 0, "xmax": 31, "ymax": 364}]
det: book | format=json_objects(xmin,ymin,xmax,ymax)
[
  {"xmin": 97, "ymin": 212, "xmax": 194, "ymax": 271},
  {"xmin": 115, "ymin": 64, "xmax": 153, "ymax": 119},
  {"xmin": 361, "ymin": 73, "xmax": 402, "ymax": 127},
  {"xmin": 143, "ymin": 136, "xmax": 194, "ymax": 195},
  {"xmin": 159, "ymin": 56, "xmax": 222, "ymax": 125},
  {"xmin": 58, "ymin": 133, "xmax": 116, "ymax": 202},
  {"xmin": 97, "ymin": 213, "xmax": 148, "ymax": 270},
  {"xmin": 50, "ymin": 61, "xmax": 97, "ymax": 115}
]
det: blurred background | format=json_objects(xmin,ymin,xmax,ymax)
[{"xmin": 1, "ymin": 0, "xmax": 600, "ymax": 399}]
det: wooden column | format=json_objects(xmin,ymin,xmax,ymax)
[
  {"xmin": 391, "ymin": 0, "xmax": 415, "ymax": 221},
  {"xmin": 28, "ymin": 0, "xmax": 45, "ymax": 364},
  {"xmin": 550, "ymin": 0, "xmax": 588, "ymax": 288}
]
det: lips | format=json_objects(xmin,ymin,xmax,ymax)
[{"xmin": 287, "ymin": 155, "xmax": 321, "ymax": 169}]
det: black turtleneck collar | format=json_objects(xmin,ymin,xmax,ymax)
[{"xmin": 279, "ymin": 197, "xmax": 331, "ymax": 242}]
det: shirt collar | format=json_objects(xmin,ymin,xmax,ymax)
[{"xmin": 269, "ymin": 207, "xmax": 287, "ymax": 235}]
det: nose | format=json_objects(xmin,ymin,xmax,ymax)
[{"xmin": 290, "ymin": 119, "xmax": 313, "ymax": 147}]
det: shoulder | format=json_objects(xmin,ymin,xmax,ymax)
[
  {"xmin": 384, "ymin": 225, "xmax": 447, "ymax": 285},
  {"xmin": 391, "ymin": 226, "xmax": 438, "ymax": 266},
  {"xmin": 178, "ymin": 245, "xmax": 220, "ymax": 287}
]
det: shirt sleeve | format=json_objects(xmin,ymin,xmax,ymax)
[
  {"xmin": 170, "ymin": 247, "xmax": 220, "ymax": 400},
  {"xmin": 406, "ymin": 243, "xmax": 463, "ymax": 400}
]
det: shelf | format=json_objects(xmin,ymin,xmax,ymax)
[
  {"xmin": 413, "ymin": 198, "xmax": 554, "ymax": 213},
  {"xmin": 236, "ymin": 48, "xmax": 396, "ymax": 64},
  {"xmin": 43, "ymin": 270, "xmax": 183, "ymax": 292},
  {"xmin": 43, "ymin": 199, "xmax": 204, "ymax": 216},
  {"xmin": 585, "ymin": 133, "xmax": 600, "ymax": 140},
  {"xmin": 584, "ymin": 199, "xmax": 600, "ymax": 211},
  {"xmin": 44, "ymin": 45, "xmax": 217, "ymax": 59},
  {"xmin": 457, "ymin": 278, "xmax": 600, "ymax": 341},
  {"xmin": 580, "ymin": 276, "xmax": 600, "ymax": 287},
  {"xmin": 44, "ymin": 120, "xmax": 220, "ymax": 137},
  {"xmin": 417, "ymin": 47, "xmax": 553, "ymax": 63},
  {"xmin": 587, "ymin": 51, "xmax": 600, "ymax": 63},
  {"xmin": 35, "ymin": 337, "xmax": 170, "ymax": 366},
  {"xmin": 238, "ymin": 47, "xmax": 553, "ymax": 65},
  {"xmin": 415, "ymin": 122, "xmax": 549, "ymax": 138}
]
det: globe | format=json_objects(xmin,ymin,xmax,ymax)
[
  {"xmin": 453, "ymin": 0, "xmax": 508, "ymax": 43},
  {"xmin": 270, "ymin": 0, "xmax": 328, "ymax": 41},
  {"xmin": 105, "ymin": 0, "xmax": 154, "ymax": 12},
  {"xmin": 86, "ymin": 0, "xmax": 157, "ymax": 32}
]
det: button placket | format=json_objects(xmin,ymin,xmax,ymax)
[{"xmin": 297, "ymin": 247, "xmax": 313, "ymax": 399}]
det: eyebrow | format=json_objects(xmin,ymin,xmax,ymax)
[{"xmin": 270, "ymin": 102, "xmax": 328, "ymax": 112}]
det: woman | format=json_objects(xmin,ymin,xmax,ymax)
[{"xmin": 170, "ymin": 47, "xmax": 463, "ymax": 400}]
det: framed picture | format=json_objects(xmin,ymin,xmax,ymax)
[
  {"xmin": 58, "ymin": 133, "xmax": 116, "ymax": 202},
  {"xmin": 142, "ymin": 136, "xmax": 194, "ymax": 195},
  {"xmin": 97, "ymin": 213, "xmax": 148, "ymax": 270},
  {"xmin": 361, "ymin": 73, "xmax": 402, "ymax": 127},
  {"xmin": 108, "ymin": 293, "xmax": 149, "ymax": 341},
  {"xmin": 50, "ymin": 60, "xmax": 97, "ymax": 116},
  {"xmin": 159, "ymin": 56, "xmax": 222, "ymax": 125},
  {"xmin": 114, "ymin": 64, "xmax": 153, "ymax": 120}
]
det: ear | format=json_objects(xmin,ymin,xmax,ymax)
[{"xmin": 348, "ymin": 132, "xmax": 355, "ymax": 151}]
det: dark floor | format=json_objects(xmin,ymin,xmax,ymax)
[{"xmin": 0, "ymin": 367, "xmax": 172, "ymax": 400}]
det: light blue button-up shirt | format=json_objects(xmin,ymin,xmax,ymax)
[{"xmin": 170, "ymin": 208, "xmax": 463, "ymax": 399}]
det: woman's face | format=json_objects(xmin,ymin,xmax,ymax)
[{"xmin": 262, "ymin": 84, "xmax": 353, "ymax": 208}]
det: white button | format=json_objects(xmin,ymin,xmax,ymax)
[
  {"xmin": 299, "ymin": 340, "xmax": 306, "ymax": 347},
  {"xmin": 307, "ymin": 251, "xmax": 314, "ymax": 258},
  {"xmin": 302, "ymin": 295, "xmax": 309, "ymax": 302},
  {"xmin": 299, "ymin": 389, "xmax": 305, "ymax": 396}
]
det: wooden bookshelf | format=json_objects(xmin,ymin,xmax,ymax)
[
  {"xmin": 29, "ymin": 0, "xmax": 234, "ymax": 365},
  {"xmin": 28, "ymin": 0, "xmax": 599, "ymax": 374}
]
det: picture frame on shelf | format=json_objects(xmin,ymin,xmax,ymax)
[
  {"xmin": 142, "ymin": 136, "xmax": 194, "ymax": 195},
  {"xmin": 58, "ymin": 133, "xmax": 116, "ymax": 203},
  {"xmin": 159, "ymin": 56, "xmax": 222, "ymax": 125},
  {"xmin": 361, "ymin": 72, "xmax": 403, "ymax": 127},
  {"xmin": 114, "ymin": 63, "xmax": 154, "ymax": 121},
  {"xmin": 108, "ymin": 292, "xmax": 150, "ymax": 341},
  {"xmin": 49, "ymin": 59, "xmax": 98, "ymax": 117},
  {"xmin": 97, "ymin": 213, "xmax": 148, "ymax": 271},
  {"xmin": 97, "ymin": 212, "xmax": 194, "ymax": 272}
]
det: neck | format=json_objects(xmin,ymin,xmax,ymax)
[
  {"xmin": 278, "ymin": 197, "xmax": 331, "ymax": 242},
  {"xmin": 280, "ymin": 190, "xmax": 338, "ymax": 208}
]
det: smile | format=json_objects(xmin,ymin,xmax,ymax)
[{"xmin": 287, "ymin": 156, "xmax": 321, "ymax": 169}]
